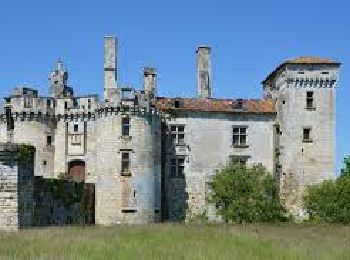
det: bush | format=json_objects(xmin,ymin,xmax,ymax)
[
  {"xmin": 208, "ymin": 163, "xmax": 286, "ymax": 223},
  {"xmin": 303, "ymin": 156, "xmax": 350, "ymax": 223}
]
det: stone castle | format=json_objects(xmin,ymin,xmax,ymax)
[{"xmin": 0, "ymin": 36, "xmax": 341, "ymax": 228}]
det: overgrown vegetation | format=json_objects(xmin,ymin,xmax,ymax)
[
  {"xmin": 0, "ymin": 224, "xmax": 349, "ymax": 259},
  {"xmin": 208, "ymin": 163, "xmax": 286, "ymax": 223},
  {"xmin": 303, "ymin": 156, "xmax": 350, "ymax": 223},
  {"xmin": 16, "ymin": 144, "xmax": 35, "ymax": 163}
]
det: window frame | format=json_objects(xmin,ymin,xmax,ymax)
[
  {"xmin": 229, "ymin": 155, "xmax": 250, "ymax": 166},
  {"xmin": 170, "ymin": 125, "xmax": 185, "ymax": 145},
  {"xmin": 121, "ymin": 152, "xmax": 131, "ymax": 176},
  {"xmin": 302, "ymin": 127, "xmax": 313, "ymax": 143},
  {"xmin": 306, "ymin": 91, "xmax": 315, "ymax": 110},
  {"xmin": 170, "ymin": 157, "xmax": 186, "ymax": 179},
  {"xmin": 122, "ymin": 117, "xmax": 130, "ymax": 137},
  {"xmin": 232, "ymin": 126, "xmax": 248, "ymax": 148}
]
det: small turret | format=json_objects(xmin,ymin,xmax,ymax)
[{"xmin": 49, "ymin": 59, "xmax": 73, "ymax": 98}]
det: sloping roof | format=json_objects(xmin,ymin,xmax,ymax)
[
  {"xmin": 285, "ymin": 56, "xmax": 340, "ymax": 64},
  {"xmin": 155, "ymin": 97, "xmax": 276, "ymax": 114},
  {"xmin": 262, "ymin": 56, "xmax": 340, "ymax": 84}
]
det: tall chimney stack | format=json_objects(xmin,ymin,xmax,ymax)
[
  {"xmin": 104, "ymin": 36, "xmax": 117, "ymax": 101},
  {"xmin": 196, "ymin": 46, "xmax": 212, "ymax": 98},
  {"xmin": 143, "ymin": 67, "xmax": 157, "ymax": 99}
]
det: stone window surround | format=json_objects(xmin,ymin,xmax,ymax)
[
  {"xmin": 121, "ymin": 151, "xmax": 131, "ymax": 176},
  {"xmin": 229, "ymin": 155, "xmax": 251, "ymax": 166},
  {"xmin": 121, "ymin": 116, "xmax": 130, "ymax": 137},
  {"xmin": 302, "ymin": 127, "xmax": 313, "ymax": 143},
  {"xmin": 232, "ymin": 125, "xmax": 249, "ymax": 148},
  {"xmin": 170, "ymin": 124, "xmax": 185, "ymax": 146},
  {"xmin": 306, "ymin": 91, "xmax": 316, "ymax": 110},
  {"xmin": 170, "ymin": 156, "xmax": 185, "ymax": 179}
]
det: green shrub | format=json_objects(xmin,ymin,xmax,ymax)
[
  {"xmin": 208, "ymin": 163, "xmax": 286, "ymax": 223},
  {"xmin": 303, "ymin": 156, "xmax": 350, "ymax": 223}
]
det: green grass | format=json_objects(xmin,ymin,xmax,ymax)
[{"xmin": 0, "ymin": 223, "xmax": 349, "ymax": 259}]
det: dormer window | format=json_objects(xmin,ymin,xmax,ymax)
[{"xmin": 234, "ymin": 99, "xmax": 243, "ymax": 110}]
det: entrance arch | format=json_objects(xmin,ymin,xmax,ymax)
[{"xmin": 68, "ymin": 160, "xmax": 85, "ymax": 182}]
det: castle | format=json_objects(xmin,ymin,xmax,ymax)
[{"xmin": 0, "ymin": 36, "xmax": 341, "ymax": 227}]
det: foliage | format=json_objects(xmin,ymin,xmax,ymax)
[
  {"xmin": 45, "ymin": 179, "xmax": 84, "ymax": 207},
  {"xmin": 303, "ymin": 156, "xmax": 350, "ymax": 223},
  {"xmin": 208, "ymin": 163, "xmax": 286, "ymax": 223},
  {"xmin": 16, "ymin": 145, "xmax": 35, "ymax": 164}
]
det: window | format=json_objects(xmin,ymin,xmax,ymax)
[
  {"xmin": 303, "ymin": 128, "xmax": 312, "ymax": 142},
  {"xmin": 24, "ymin": 97, "xmax": 32, "ymax": 108},
  {"xmin": 122, "ymin": 117, "xmax": 130, "ymax": 136},
  {"xmin": 170, "ymin": 157, "xmax": 185, "ymax": 178},
  {"xmin": 88, "ymin": 99, "xmax": 91, "ymax": 109},
  {"xmin": 306, "ymin": 91, "xmax": 314, "ymax": 109},
  {"xmin": 230, "ymin": 155, "xmax": 250, "ymax": 166},
  {"xmin": 232, "ymin": 126, "xmax": 248, "ymax": 147},
  {"xmin": 170, "ymin": 125, "xmax": 185, "ymax": 145},
  {"xmin": 121, "ymin": 152, "xmax": 131, "ymax": 175},
  {"xmin": 64, "ymin": 101, "xmax": 68, "ymax": 110},
  {"xmin": 234, "ymin": 99, "xmax": 243, "ymax": 110},
  {"xmin": 74, "ymin": 124, "xmax": 78, "ymax": 132},
  {"xmin": 43, "ymin": 160, "xmax": 47, "ymax": 166},
  {"xmin": 47, "ymin": 136, "xmax": 52, "ymax": 146},
  {"xmin": 71, "ymin": 135, "xmax": 81, "ymax": 145},
  {"xmin": 174, "ymin": 100, "xmax": 180, "ymax": 108}
]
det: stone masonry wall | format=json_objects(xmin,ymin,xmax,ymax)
[{"xmin": 0, "ymin": 144, "xmax": 35, "ymax": 231}]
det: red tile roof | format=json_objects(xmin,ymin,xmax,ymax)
[
  {"xmin": 155, "ymin": 97, "xmax": 276, "ymax": 114},
  {"xmin": 285, "ymin": 56, "xmax": 339, "ymax": 64}
]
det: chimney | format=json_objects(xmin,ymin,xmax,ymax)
[
  {"xmin": 143, "ymin": 67, "xmax": 157, "ymax": 99},
  {"xmin": 197, "ymin": 46, "xmax": 212, "ymax": 98},
  {"xmin": 104, "ymin": 36, "xmax": 117, "ymax": 101}
]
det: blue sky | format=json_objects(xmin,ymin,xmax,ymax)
[{"xmin": 0, "ymin": 0, "xmax": 349, "ymax": 173}]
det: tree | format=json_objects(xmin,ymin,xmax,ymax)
[
  {"xmin": 303, "ymin": 156, "xmax": 350, "ymax": 223},
  {"xmin": 208, "ymin": 163, "xmax": 286, "ymax": 223}
]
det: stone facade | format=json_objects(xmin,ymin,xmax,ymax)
[
  {"xmin": 0, "ymin": 143, "xmax": 94, "ymax": 231},
  {"xmin": 0, "ymin": 37, "xmax": 341, "ymax": 225}
]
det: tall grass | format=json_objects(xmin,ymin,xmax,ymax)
[{"xmin": 0, "ymin": 224, "xmax": 349, "ymax": 259}]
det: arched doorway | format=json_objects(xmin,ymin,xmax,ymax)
[{"xmin": 68, "ymin": 160, "xmax": 85, "ymax": 182}]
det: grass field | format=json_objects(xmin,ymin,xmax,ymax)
[{"xmin": 0, "ymin": 223, "xmax": 349, "ymax": 259}]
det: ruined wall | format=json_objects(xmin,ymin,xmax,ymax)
[
  {"xmin": 0, "ymin": 144, "xmax": 35, "ymax": 231},
  {"xmin": 162, "ymin": 111, "xmax": 276, "ymax": 221},
  {"xmin": 33, "ymin": 177, "xmax": 94, "ymax": 226}
]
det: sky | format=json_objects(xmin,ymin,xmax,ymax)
[{"xmin": 0, "ymin": 0, "xmax": 349, "ymax": 173}]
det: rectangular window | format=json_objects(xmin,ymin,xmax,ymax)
[
  {"xmin": 170, "ymin": 159, "xmax": 177, "ymax": 178},
  {"xmin": 233, "ymin": 126, "xmax": 248, "ymax": 147},
  {"xmin": 122, "ymin": 117, "xmax": 130, "ymax": 136},
  {"xmin": 170, "ymin": 157, "xmax": 185, "ymax": 179},
  {"xmin": 230, "ymin": 155, "xmax": 250, "ymax": 166},
  {"xmin": 170, "ymin": 125, "xmax": 185, "ymax": 145},
  {"xmin": 88, "ymin": 99, "xmax": 91, "ymax": 109},
  {"xmin": 303, "ymin": 128, "xmax": 312, "ymax": 142},
  {"xmin": 47, "ymin": 99, "xmax": 51, "ymax": 108},
  {"xmin": 306, "ymin": 91, "xmax": 314, "ymax": 109},
  {"xmin": 24, "ymin": 97, "xmax": 32, "ymax": 108},
  {"xmin": 71, "ymin": 135, "xmax": 81, "ymax": 145},
  {"xmin": 47, "ymin": 136, "xmax": 52, "ymax": 146},
  {"xmin": 64, "ymin": 101, "xmax": 68, "ymax": 110},
  {"xmin": 74, "ymin": 124, "xmax": 79, "ymax": 132},
  {"xmin": 177, "ymin": 158, "xmax": 185, "ymax": 178},
  {"xmin": 121, "ymin": 152, "xmax": 131, "ymax": 175}
]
